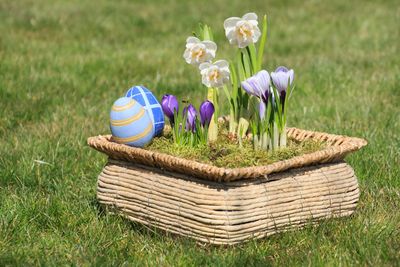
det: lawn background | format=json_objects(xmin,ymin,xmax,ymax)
[{"xmin": 0, "ymin": 0, "xmax": 399, "ymax": 265}]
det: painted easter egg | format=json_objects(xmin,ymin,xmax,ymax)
[
  {"xmin": 110, "ymin": 97, "xmax": 154, "ymax": 147},
  {"xmin": 126, "ymin": 85, "xmax": 164, "ymax": 136}
]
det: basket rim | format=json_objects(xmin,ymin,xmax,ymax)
[{"xmin": 87, "ymin": 127, "xmax": 367, "ymax": 182}]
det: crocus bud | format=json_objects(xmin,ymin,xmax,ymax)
[
  {"xmin": 183, "ymin": 104, "xmax": 197, "ymax": 132},
  {"xmin": 271, "ymin": 66, "xmax": 294, "ymax": 113},
  {"xmin": 199, "ymin": 100, "xmax": 215, "ymax": 127},
  {"xmin": 161, "ymin": 94, "xmax": 179, "ymax": 124},
  {"xmin": 270, "ymin": 66, "xmax": 294, "ymax": 94}
]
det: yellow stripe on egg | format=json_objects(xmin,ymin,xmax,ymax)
[
  {"xmin": 111, "ymin": 100, "xmax": 136, "ymax": 111},
  {"xmin": 112, "ymin": 123, "xmax": 153, "ymax": 143},
  {"xmin": 110, "ymin": 108, "xmax": 145, "ymax": 126}
]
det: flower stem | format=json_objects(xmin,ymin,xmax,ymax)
[
  {"xmin": 229, "ymin": 108, "xmax": 237, "ymax": 134},
  {"xmin": 257, "ymin": 15, "xmax": 267, "ymax": 71},
  {"xmin": 273, "ymin": 122, "xmax": 279, "ymax": 149},
  {"xmin": 207, "ymin": 87, "xmax": 218, "ymax": 142},
  {"xmin": 279, "ymin": 124, "xmax": 287, "ymax": 147}
]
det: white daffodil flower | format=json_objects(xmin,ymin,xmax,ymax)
[
  {"xmin": 199, "ymin": 60, "xmax": 230, "ymax": 88},
  {"xmin": 183, "ymin": 37, "xmax": 217, "ymax": 66},
  {"xmin": 224, "ymin": 12, "xmax": 261, "ymax": 48}
]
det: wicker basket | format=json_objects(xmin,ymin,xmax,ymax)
[{"xmin": 88, "ymin": 128, "xmax": 367, "ymax": 244}]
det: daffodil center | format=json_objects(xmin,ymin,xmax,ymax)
[
  {"xmin": 237, "ymin": 23, "xmax": 253, "ymax": 39},
  {"xmin": 192, "ymin": 48, "xmax": 205, "ymax": 60},
  {"xmin": 209, "ymin": 69, "xmax": 220, "ymax": 81}
]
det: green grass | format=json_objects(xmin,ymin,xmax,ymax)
[{"xmin": 0, "ymin": 0, "xmax": 399, "ymax": 265}]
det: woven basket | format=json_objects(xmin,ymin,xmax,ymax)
[{"xmin": 88, "ymin": 128, "xmax": 367, "ymax": 244}]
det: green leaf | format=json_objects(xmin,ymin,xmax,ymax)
[
  {"xmin": 247, "ymin": 43, "xmax": 258, "ymax": 73},
  {"xmin": 241, "ymin": 51, "xmax": 251, "ymax": 78},
  {"xmin": 237, "ymin": 52, "xmax": 246, "ymax": 82},
  {"xmin": 257, "ymin": 15, "xmax": 267, "ymax": 70},
  {"xmin": 202, "ymin": 24, "xmax": 213, "ymax": 41},
  {"xmin": 229, "ymin": 62, "xmax": 238, "ymax": 100}
]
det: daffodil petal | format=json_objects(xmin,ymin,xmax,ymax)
[
  {"xmin": 199, "ymin": 62, "xmax": 211, "ymax": 71},
  {"xmin": 202, "ymin": 40, "xmax": 217, "ymax": 52},
  {"xmin": 186, "ymin": 36, "xmax": 200, "ymax": 44},
  {"xmin": 224, "ymin": 17, "xmax": 241, "ymax": 29},
  {"xmin": 252, "ymin": 28, "xmax": 261, "ymax": 42},
  {"xmin": 214, "ymin": 60, "xmax": 229, "ymax": 69},
  {"xmin": 242, "ymin": 12, "xmax": 258, "ymax": 21}
]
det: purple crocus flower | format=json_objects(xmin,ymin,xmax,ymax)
[
  {"xmin": 199, "ymin": 100, "xmax": 215, "ymax": 127},
  {"xmin": 270, "ymin": 66, "xmax": 294, "ymax": 93},
  {"xmin": 270, "ymin": 66, "xmax": 294, "ymax": 108},
  {"xmin": 183, "ymin": 104, "xmax": 197, "ymax": 132},
  {"xmin": 161, "ymin": 94, "xmax": 179, "ymax": 124},
  {"xmin": 241, "ymin": 70, "xmax": 271, "ymax": 103}
]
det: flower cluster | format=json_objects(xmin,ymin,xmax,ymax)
[
  {"xmin": 242, "ymin": 67, "xmax": 295, "ymax": 149},
  {"xmin": 180, "ymin": 12, "xmax": 295, "ymax": 150},
  {"xmin": 161, "ymin": 95, "xmax": 215, "ymax": 147},
  {"xmin": 183, "ymin": 27, "xmax": 230, "ymax": 89}
]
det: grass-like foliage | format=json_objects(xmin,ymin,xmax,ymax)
[
  {"xmin": 148, "ymin": 123, "xmax": 325, "ymax": 168},
  {"xmin": 1, "ymin": 0, "xmax": 399, "ymax": 266}
]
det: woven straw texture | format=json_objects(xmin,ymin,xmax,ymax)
[
  {"xmin": 97, "ymin": 160, "xmax": 360, "ymax": 245},
  {"xmin": 88, "ymin": 127, "xmax": 367, "ymax": 182}
]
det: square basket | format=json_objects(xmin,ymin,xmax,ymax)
[{"xmin": 88, "ymin": 127, "xmax": 367, "ymax": 244}]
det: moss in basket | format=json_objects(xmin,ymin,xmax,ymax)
[{"xmin": 146, "ymin": 123, "xmax": 325, "ymax": 168}]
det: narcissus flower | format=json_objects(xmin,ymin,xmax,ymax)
[
  {"xmin": 271, "ymin": 66, "xmax": 294, "ymax": 111},
  {"xmin": 183, "ymin": 37, "xmax": 217, "ymax": 66},
  {"xmin": 199, "ymin": 100, "xmax": 215, "ymax": 127},
  {"xmin": 224, "ymin": 13, "xmax": 261, "ymax": 48},
  {"xmin": 199, "ymin": 60, "xmax": 230, "ymax": 88}
]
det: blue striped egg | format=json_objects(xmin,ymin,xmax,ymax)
[
  {"xmin": 126, "ymin": 85, "xmax": 164, "ymax": 136},
  {"xmin": 110, "ymin": 97, "xmax": 154, "ymax": 147}
]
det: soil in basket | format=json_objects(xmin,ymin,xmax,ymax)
[{"xmin": 146, "ymin": 126, "xmax": 325, "ymax": 168}]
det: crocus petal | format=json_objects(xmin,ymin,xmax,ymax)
[
  {"xmin": 241, "ymin": 70, "xmax": 271, "ymax": 99},
  {"xmin": 271, "ymin": 71, "xmax": 289, "ymax": 93},
  {"xmin": 161, "ymin": 94, "xmax": 179, "ymax": 124},
  {"xmin": 288, "ymin": 69, "xmax": 294, "ymax": 84},
  {"xmin": 241, "ymin": 80, "xmax": 256, "ymax": 96},
  {"xmin": 184, "ymin": 104, "xmax": 197, "ymax": 132},
  {"xmin": 199, "ymin": 100, "xmax": 215, "ymax": 127},
  {"xmin": 271, "ymin": 67, "xmax": 294, "ymax": 89},
  {"xmin": 275, "ymin": 66, "xmax": 289, "ymax": 73},
  {"xmin": 256, "ymin": 70, "xmax": 270, "ymax": 90},
  {"xmin": 248, "ymin": 77, "xmax": 263, "ymax": 97}
]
